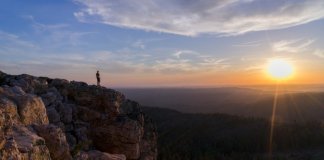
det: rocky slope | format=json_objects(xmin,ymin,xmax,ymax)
[{"xmin": 0, "ymin": 71, "xmax": 157, "ymax": 160}]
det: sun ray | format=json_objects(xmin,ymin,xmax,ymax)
[
  {"xmin": 268, "ymin": 82, "xmax": 279, "ymax": 159},
  {"xmin": 305, "ymin": 93, "xmax": 324, "ymax": 107},
  {"xmin": 287, "ymin": 92, "xmax": 306, "ymax": 124}
]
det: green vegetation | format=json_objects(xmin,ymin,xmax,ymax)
[
  {"xmin": 0, "ymin": 75, "xmax": 4, "ymax": 85},
  {"xmin": 71, "ymin": 140, "xmax": 92, "ymax": 157},
  {"xmin": 143, "ymin": 107, "xmax": 324, "ymax": 159},
  {"xmin": 35, "ymin": 139, "xmax": 46, "ymax": 146}
]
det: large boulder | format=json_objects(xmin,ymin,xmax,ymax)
[
  {"xmin": 2, "ymin": 74, "xmax": 48, "ymax": 94},
  {"xmin": 75, "ymin": 106, "xmax": 101, "ymax": 122},
  {"xmin": 10, "ymin": 126, "xmax": 51, "ymax": 159},
  {"xmin": 40, "ymin": 87, "xmax": 63, "ymax": 106},
  {"xmin": 0, "ymin": 130, "xmax": 51, "ymax": 160},
  {"xmin": 57, "ymin": 103, "xmax": 73, "ymax": 124},
  {"xmin": 0, "ymin": 137, "xmax": 22, "ymax": 160},
  {"xmin": 0, "ymin": 96, "xmax": 20, "ymax": 128},
  {"xmin": 46, "ymin": 107, "xmax": 60, "ymax": 123},
  {"xmin": 120, "ymin": 100, "xmax": 144, "ymax": 126},
  {"xmin": 91, "ymin": 116, "xmax": 143, "ymax": 159},
  {"xmin": 0, "ymin": 86, "xmax": 51, "ymax": 160},
  {"xmin": 33, "ymin": 124, "xmax": 72, "ymax": 160},
  {"xmin": 15, "ymin": 95, "xmax": 49, "ymax": 125},
  {"xmin": 139, "ymin": 115, "xmax": 158, "ymax": 160},
  {"xmin": 0, "ymin": 86, "xmax": 49, "ymax": 125}
]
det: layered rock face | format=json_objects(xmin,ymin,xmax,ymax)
[{"xmin": 0, "ymin": 71, "xmax": 157, "ymax": 160}]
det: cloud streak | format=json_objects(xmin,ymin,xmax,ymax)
[
  {"xmin": 74, "ymin": 0, "xmax": 324, "ymax": 36},
  {"xmin": 233, "ymin": 40, "xmax": 264, "ymax": 47},
  {"xmin": 22, "ymin": 15, "xmax": 96, "ymax": 47},
  {"xmin": 0, "ymin": 31, "xmax": 40, "ymax": 57},
  {"xmin": 272, "ymin": 39, "xmax": 314, "ymax": 53},
  {"xmin": 154, "ymin": 50, "xmax": 229, "ymax": 73},
  {"xmin": 270, "ymin": 38, "xmax": 324, "ymax": 59},
  {"xmin": 313, "ymin": 50, "xmax": 324, "ymax": 58}
]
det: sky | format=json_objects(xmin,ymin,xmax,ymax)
[{"xmin": 1, "ymin": 0, "xmax": 324, "ymax": 87}]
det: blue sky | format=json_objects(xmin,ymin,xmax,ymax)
[{"xmin": 1, "ymin": 0, "xmax": 324, "ymax": 87}]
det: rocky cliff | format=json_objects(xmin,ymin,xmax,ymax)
[{"xmin": 0, "ymin": 71, "xmax": 157, "ymax": 160}]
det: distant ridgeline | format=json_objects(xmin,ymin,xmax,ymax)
[
  {"xmin": 0, "ymin": 71, "xmax": 157, "ymax": 160},
  {"xmin": 120, "ymin": 87, "xmax": 324, "ymax": 123}
]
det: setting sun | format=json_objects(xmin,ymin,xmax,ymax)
[{"xmin": 266, "ymin": 59, "xmax": 294, "ymax": 80}]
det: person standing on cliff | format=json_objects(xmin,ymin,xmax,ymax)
[{"xmin": 96, "ymin": 70, "xmax": 100, "ymax": 86}]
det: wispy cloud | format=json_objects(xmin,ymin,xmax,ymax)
[
  {"xmin": 153, "ymin": 50, "xmax": 229, "ymax": 73},
  {"xmin": 9, "ymin": 49, "xmax": 228, "ymax": 75},
  {"xmin": 173, "ymin": 50, "xmax": 200, "ymax": 59},
  {"xmin": 110, "ymin": 49, "xmax": 230, "ymax": 74},
  {"xmin": 0, "ymin": 31, "xmax": 39, "ymax": 56},
  {"xmin": 313, "ymin": 50, "xmax": 324, "ymax": 58},
  {"xmin": 272, "ymin": 39, "xmax": 314, "ymax": 53},
  {"xmin": 233, "ymin": 40, "xmax": 264, "ymax": 47},
  {"xmin": 74, "ymin": 0, "xmax": 324, "ymax": 36},
  {"xmin": 22, "ymin": 15, "xmax": 95, "ymax": 47},
  {"xmin": 22, "ymin": 15, "xmax": 69, "ymax": 31},
  {"xmin": 244, "ymin": 65, "xmax": 263, "ymax": 71},
  {"xmin": 0, "ymin": 31, "xmax": 38, "ymax": 50},
  {"xmin": 271, "ymin": 38, "xmax": 324, "ymax": 59},
  {"xmin": 132, "ymin": 40, "xmax": 145, "ymax": 49}
]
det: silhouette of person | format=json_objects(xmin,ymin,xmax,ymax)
[{"xmin": 96, "ymin": 71, "xmax": 100, "ymax": 86}]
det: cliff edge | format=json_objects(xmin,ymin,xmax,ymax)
[{"xmin": 0, "ymin": 71, "xmax": 157, "ymax": 160}]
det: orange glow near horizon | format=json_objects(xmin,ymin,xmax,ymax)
[
  {"xmin": 6, "ymin": 55, "xmax": 324, "ymax": 88},
  {"xmin": 99, "ymin": 68, "xmax": 322, "ymax": 87}
]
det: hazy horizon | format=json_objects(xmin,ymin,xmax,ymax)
[{"xmin": 112, "ymin": 81, "xmax": 323, "ymax": 94}]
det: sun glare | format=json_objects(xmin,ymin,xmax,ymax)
[{"xmin": 266, "ymin": 59, "xmax": 294, "ymax": 80}]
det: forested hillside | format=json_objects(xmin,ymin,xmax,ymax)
[{"xmin": 142, "ymin": 107, "xmax": 324, "ymax": 160}]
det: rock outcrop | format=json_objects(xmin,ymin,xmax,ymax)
[
  {"xmin": 0, "ymin": 71, "xmax": 157, "ymax": 160},
  {"xmin": 0, "ymin": 86, "xmax": 52, "ymax": 159},
  {"xmin": 33, "ymin": 124, "xmax": 72, "ymax": 160}
]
